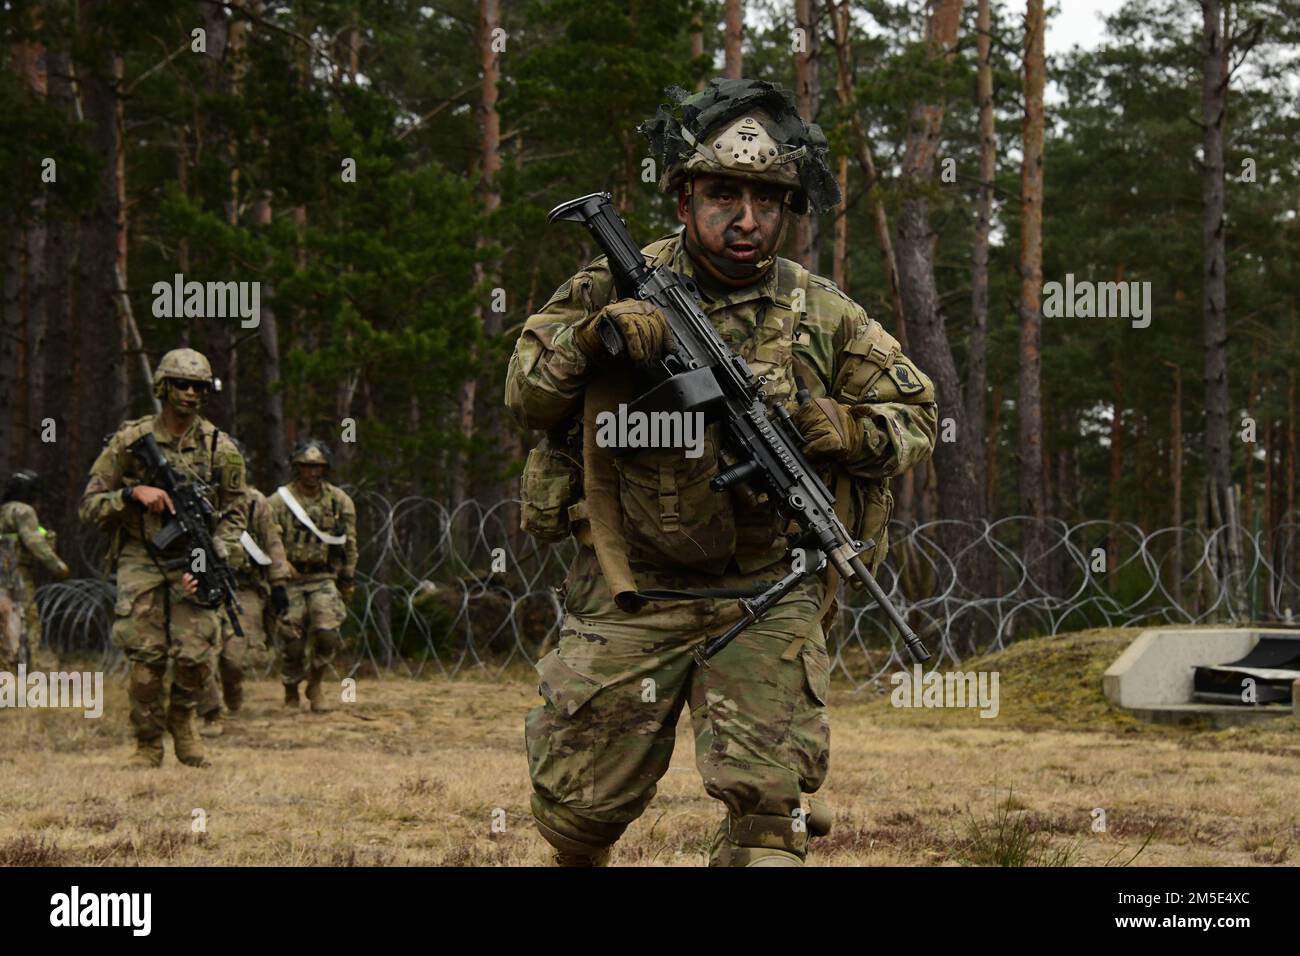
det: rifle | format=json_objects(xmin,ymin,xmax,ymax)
[
  {"xmin": 127, "ymin": 432, "xmax": 244, "ymax": 637},
  {"xmin": 548, "ymin": 191, "xmax": 929, "ymax": 665}
]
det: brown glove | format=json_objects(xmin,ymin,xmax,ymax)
[
  {"xmin": 573, "ymin": 299, "xmax": 669, "ymax": 369},
  {"xmin": 337, "ymin": 576, "xmax": 355, "ymax": 603},
  {"xmin": 792, "ymin": 397, "xmax": 872, "ymax": 462}
]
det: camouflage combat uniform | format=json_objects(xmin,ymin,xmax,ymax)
[
  {"xmin": 0, "ymin": 499, "xmax": 69, "ymax": 669},
  {"xmin": 199, "ymin": 486, "xmax": 290, "ymax": 717},
  {"xmin": 268, "ymin": 479, "xmax": 356, "ymax": 698},
  {"xmin": 506, "ymin": 232, "xmax": 937, "ymax": 865},
  {"xmin": 80, "ymin": 414, "xmax": 246, "ymax": 761}
]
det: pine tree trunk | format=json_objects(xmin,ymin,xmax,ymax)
[
  {"xmin": 1200, "ymin": 0, "xmax": 1232, "ymax": 538},
  {"xmin": 893, "ymin": 0, "xmax": 980, "ymax": 543},
  {"xmin": 1018, "ymin": 0, "xmax": 1047, "ymax": 558},
  {"xmin": 793, "ymin": 0, "xmax": 820, "ymax": 272},
  {"xmin": 724, "ymin": 0, "xmax": 743, "ymax": 79},
  {"xmin": 966, "ymin": 0, "xmax": 995, "ymax": 519},
  {"xmin": 253, "ymin": 193, "xmax": 287, "ymax": 488},
  {"xmin": 75, "ymin": 0, "xmax": 129, "ymax": 448}
]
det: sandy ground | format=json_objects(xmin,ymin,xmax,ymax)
[{"xmin": 2, "ymin": 631, "xmax": 1297, "ymax": 867}]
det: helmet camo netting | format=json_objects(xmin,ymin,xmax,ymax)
[{"xmin": 639, "ymin": 78, "xmax": 842, "ymax": 215}]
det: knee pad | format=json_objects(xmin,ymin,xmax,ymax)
[
  {"xmin": 710, "ymin": 812, "xmax": 808, "ymax": 867},
  {"xmin": 530, "ymin": 794, "xmax": 626, "ymax": 859},
  {"xmin": 806, "ymin": 798, "xmax": 832, "ymax": 838}
]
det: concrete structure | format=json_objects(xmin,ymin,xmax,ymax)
[{"xmin": 1103, "ymin": 627, "xmax": 1299, "ymax": 727}]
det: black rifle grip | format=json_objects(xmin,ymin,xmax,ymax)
[{"xmin": 597, "ymin": 315, "xmax": 625, "ymax": 358}]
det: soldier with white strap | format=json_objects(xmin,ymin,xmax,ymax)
[{"xmin": 267, "ymin": 439, "xmax": 357, "ymax": 712}]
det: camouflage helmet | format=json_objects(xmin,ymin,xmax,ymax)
[
  {"xmin": 639, "ymin": 78, "xmax": 841, "ymax": 215},
  {"xmin": 152, "ymin": 348, "xmax": 213, "ymax": 398},
  {"xmin": 289, "ymin": 439, "xmax": 331, "ymax": 470}
]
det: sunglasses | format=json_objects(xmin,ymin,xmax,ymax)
[{"xmin": 168, "ymin": 377, "xmax": 211, "ymax": 394}]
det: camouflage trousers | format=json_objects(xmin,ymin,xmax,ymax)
[
  {"xmin": 279, "ymin": 577, "xmax": 345, "ymax": 686},
  {"xmin": 111, "ymin": 578, "xmax": 221, "ymax": 741},
  {"xmin": 526, "ymin": 548, "xmax": 832, "ymax": 866},
  {"xmin": 200, "ymin": 587, "xmax": 269, "ymax": 716}
]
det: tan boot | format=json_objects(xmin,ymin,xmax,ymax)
[
  {"xmin": 305, "ymin": 669, "xmax": 330, "ymax": 713},
  {"xmin": 284, "ymin": 683, "xmax": 300, "ymax": 708},
  {"xmin": 553, "ymin": 847, "xmax": 611, "ymax": 867},
  {"xmin": 125, "ymin": 737, "xmax": 163, "ymax": 769},
  {"xmin": 167, "ymin": 705, "xmax": 210, "ymax": 768},
  {"xmin": 199, "ymin": 711, "xmax": 224, "ymax": 738}
]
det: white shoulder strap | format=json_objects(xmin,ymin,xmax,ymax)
[
  {"xmin": 239, "ymin": 531, "xmax": 273, "ymax": 566},
  {"xmin": 276, "ymin": 486, "xmax": 347, "ymax": 545}
]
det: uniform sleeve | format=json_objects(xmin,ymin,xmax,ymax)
[
  {"xmin": 504, "ymin": 263, "xmax": 616, "ymax": 431},
  {"xmin": 256, "ymin": 495, "xmax": 291, "ymax": 584},
  {"xmin": 832, "ymin": 309, "xmax": 937, "ymax": 480},
  {"xmin": 210, "ymin": 435, "xmax": 248, "ymax": 562},
  {"xmin": 79, "ymin": 433, "xmax": 131, "ymax": 527},
  {"xmin": 338, "ymin": 490, "xmax": 358, "ymax": 580},
  {"xmin": 267, "ymin": 494, "xmax": 294, "ymax": 570},
  {"xmin": 13, "ymin": 504, "xmax": 66, "ymax": 574}
]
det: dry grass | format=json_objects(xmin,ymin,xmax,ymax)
[{"xmin": 1, "ymin": 628, "xmax": 1297, "ymax": 866}]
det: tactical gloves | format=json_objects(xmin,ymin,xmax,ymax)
[
  {"xmin": 271, "ymin": 585, "xmax": 289, "ymax": 617},
  {"xmin": 573, "ymin": 299, "xmax": 670, "ymax": 369},
  {"xmin": 337, "ymin": 576, "xmax": 355, "ymax": 603},
  {"xmin": 793, "ymin": 397, "xmax": 878, "ymax": 463}
]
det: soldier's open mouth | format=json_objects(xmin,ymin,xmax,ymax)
[{"xmin": 726, "ymin": 244, "xmax": 758, "ymax": 260}]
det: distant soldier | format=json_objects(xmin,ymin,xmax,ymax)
[
  {"xmin": 198, "ymin": 439, "xmax": 290, "ymax": 737},
  {"xmin": 0, "ymin": 470, "xmax": 71, "ymax": 670},
  {"xmin": 268, "ymin": 440, "xmax": 356, "ymax": 713},
  {"xmin": 80, "ymin": 348, "xmax": 247, "ymax": 768}
]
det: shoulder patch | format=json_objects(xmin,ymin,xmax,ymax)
[
  {"xmin": 887, "ymin": 358, "xmax": 926, "ymax": 395},
  {"xmin": 539, "ymin": 278, "xmax": 573, "ymax": 311}
]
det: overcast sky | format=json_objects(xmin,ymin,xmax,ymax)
[{"xmin": 1045, "ymin": 0, "xmax": 1131, "ymax": 55}]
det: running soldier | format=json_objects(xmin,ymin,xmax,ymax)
[
  {"xmin": 506, "ymin": 79, "xmax": 937, "ymax": 865},
  {"xmin": 268, "ymin": 440, "xmax": 357, "ymax": 713}
]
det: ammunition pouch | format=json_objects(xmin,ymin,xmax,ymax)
[
  {"xmin": 614, "ymin": 430, "xmax": 736, "ymax": 575},
  {"xmin": 519, "ymin": 428, "xmax": 583, "ymax": 544}
]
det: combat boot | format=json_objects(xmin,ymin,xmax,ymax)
[
  {"xmin": 552, "ymin": 847, "xmax": 611, "ymax": 867},
  {"xmin": 199, "ymin": 710, "xmax": 224, "ymax": 738},
  {"xmin": 125, "ymin": 737, "xmax": 164, "ymax": 769},
  {"xmin": 284, "ymin": 683, "xmax": 300, "ymax": 708},
  {"xmin": 167, "ymin": 704, "xmax": 211, "ymax": 768},
  {"xmin": 305, "ymin": 668, "xmax": 330, "ymax": 713}
]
